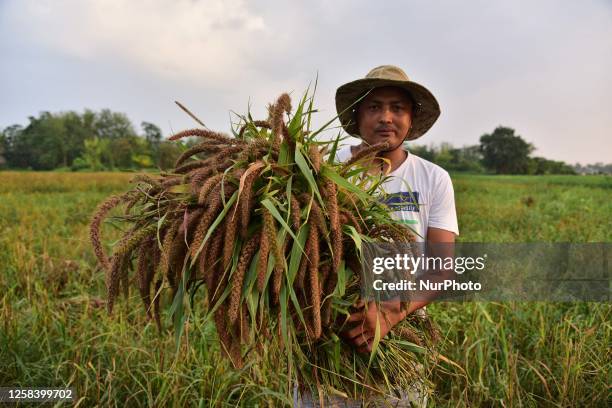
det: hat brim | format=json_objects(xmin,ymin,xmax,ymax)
[{"xmin": 335, "ymin": 78, "xmax": 440, "ymax": 141}]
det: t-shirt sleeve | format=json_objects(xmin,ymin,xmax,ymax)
[{"xmin": 427, "ymin": 171, "xmax": 459, "ymax": 235}]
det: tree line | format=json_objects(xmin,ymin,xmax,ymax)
[
  {"xmin": 410, "ymin": 126, "xmax": 579, "ymax": 175},
  {"xmin": 0, "ymin": 111, "xmax": 589, "ymax": 174},
  {"xmin": 0, "ymin": 109, "xmax": 184, "ymax": 171}
]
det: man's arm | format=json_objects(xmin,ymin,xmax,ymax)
[
  {"xmin": 403, "ymin": 227, "xmax": 456, "ymax": 314},
  {"xmin": 341, "ymin": 227, "xmax": 456, "ymax": 353},
  {"xmin": 427, "ymin": 226, "xmax": 456, "ymax": 244}
]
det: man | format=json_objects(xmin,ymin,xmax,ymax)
[
  {"xmin": 315, "ymin": 65, "xmax": 456, "ymax": 407},
  {"xmin": 299, "ymin": 65, "xmax": 459, "ymax": 407}
]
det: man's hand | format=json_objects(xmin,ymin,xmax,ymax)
[{"xmin": 340, "ymin": 299, "xmax": 407, "ymax": 353}]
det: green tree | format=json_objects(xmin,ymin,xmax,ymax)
[
  {"xmin": 78, "ymin": 137, "xmax": 109, "ymax": 170},
  {"xmin": 408, "ymin": 143, "xmax": 483, "ymax": 172},
  {"xmin": 434, "ymin": 142, "xmax": 454, "ymax": 169},
  {"xmin": 15, "ymin": 112, "xmax": 66, "ymax": 170},
  {"xmin": 61, "ymin": 110, "xmax": 95, "ymax": 166},
  {"xmin": 94, "ymin": 109, "xmax": 136, "ymax": 140},
  {"xmin": 141, "ymin": 121, "xmax": 163, "ymax": 166},
  {"xmin": 0, "ymin": 133, "xmax": 7, "ymax": 168},
  {"xmin": 479, "ymin": 126, "xmax": 534, "ymax": 174},
  {"xmin": 1, "ymin": 109, "xmax": 166, "ymax": 170},
  {"xmin": 407, "ymin": 144, "xmax": 435, "ymax": 161},
  {"xmin": 529, "ymin": 157, "xmax": 576, "ymax": 175},
  {"xmin": 107, "ymin": 137, "xmax": 136, "ymax": 169},
  {"xmin": 130, "ymin": 136, "xmax": 153, "ymax": 168},
  {"xmin": 0, "ymin": 125, "xmax": 23, "ymax": 168},
  {"xmin": 158, "ymin": 141, "xmax": 184, "ymax": 170},
  {"xmin": 2, "ymin": 112, "xmax": 91, "ymax": 169},
  {"xmin": 448, "ymin": 145, "xmax": 483, "ymax": 172},
  {"xmin": 92, "ymin": 110, "xmax": 139, "ymax": 169}
]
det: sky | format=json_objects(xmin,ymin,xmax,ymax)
[{"xmin": 1, "ymin": 0, "xmax": 610, "ymax": 164}]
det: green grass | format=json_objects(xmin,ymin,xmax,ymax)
[
  {"xmin": 0, "ymin": 171, "xmax": 610, "ymax": 406},
  {"xmin": 452, "ymin": 174, "xmax": 611, "ymax": 242}
]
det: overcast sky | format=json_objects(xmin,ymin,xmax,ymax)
[{"xmin": 1, "ymin": 0, "xmax": 610, "ymax": 164}]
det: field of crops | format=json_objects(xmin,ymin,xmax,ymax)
[{"xmin": 1, "ymin": 171, "xmax": 610, "ymax": 406}]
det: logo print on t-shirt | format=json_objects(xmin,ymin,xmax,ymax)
[{"xmin": 383, "ymin": 191, "xmax": 420, "ymax": 212}]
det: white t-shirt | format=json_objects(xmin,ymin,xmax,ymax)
[{"xmin": 335, "ymin": 146, "xmax": 459, "ymax": 242}]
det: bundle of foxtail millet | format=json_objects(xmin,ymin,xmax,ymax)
[{"xmin": 89, "ymin": 90, "xmax": 440, "ymax": 399}]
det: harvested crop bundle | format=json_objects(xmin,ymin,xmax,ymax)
[{"xmin": 90, "ymin": 90, "xmax": 440, "ymax": 400}]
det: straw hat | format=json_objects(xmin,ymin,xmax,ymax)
[{"xmin": 335, "ymin": 65, "xmax": 440, "ymax": 141}]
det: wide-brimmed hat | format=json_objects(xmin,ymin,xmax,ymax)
[{"xmin": 335, "ymin": 65, "xmax": 440, "ymax": 141}]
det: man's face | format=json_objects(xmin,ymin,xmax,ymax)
[{"xmin": 356, "ymin": 87, "xmax": 413, "ymax": 150}]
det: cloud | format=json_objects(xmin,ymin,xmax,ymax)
[
  {"xmin": 1, "ymin": 0, "xmax": 610, "ymax": 162},
  {"xmin": 3, "ymin": 0, "xmax": 269, "ymax": 85}
]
